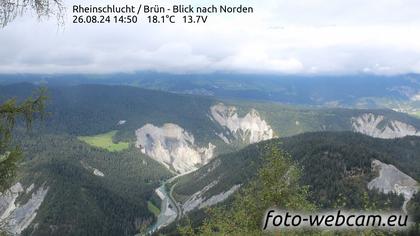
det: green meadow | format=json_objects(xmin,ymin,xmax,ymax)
[{"xmin": 78, "ymin": 130, "xmax": 130, "ymax": 152}]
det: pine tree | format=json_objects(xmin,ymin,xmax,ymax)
[
  {"xmin": 0, "ymin": 88, "xmax": 47, "ymax": 193},
  {"xmin": 182, "ymin": 145, "xmax": 316, "ymax": 235}
]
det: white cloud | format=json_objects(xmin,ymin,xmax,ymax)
[{"xmin": 0, "ymin": 0, "xmax": 420, "ymax": 75}]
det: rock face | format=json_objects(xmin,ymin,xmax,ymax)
[
  {"xmin": 135, "ymin": 123, "xmax": 215, "ymax": 173},
  {"xmin": 210, "ymin": 103, "xmax": 275, "ymax": 144},
  {"xmin": 352, "ymin": 113, "xmax": 420, "ymax": 139},
  {"xmin": 117, "ymin": 120, "xmax": 126, "ymax": 125},
  {"xmin": 198, "ymin": 185, "xmax": 240, "ymax": 209},
  {"xmin": 80, "ymin": 161, "xmax": 105, "ymax": 177},
  {"xmin": 368, "ymin": 160, "xmax": 419, "ymax": 213},
  {"xmin": 182, "ymin": 180, "xmax": 240, "ymax": 213},
  {"xmin": 0, "ymin": 182, "xmax": 49, "ymax": 234},
  {"xmin": 93, "ymin": 169, "xmax": 105, "ymax": 177}
]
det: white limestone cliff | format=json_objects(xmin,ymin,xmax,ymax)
[
  {"xmin": 210, "ymin": 103, "xmax": 275, "ymax": 144},
  {"xmin": 135, "ymin": 123, "xmax": 215, "ymax": 173},
  {"xmin": 182, "ymin": 180, "xmax": 241, "ymax": 214},
  {"xmin": 352, "ymin": 113, "xmax": 420, "ymax": 139},
  {"xmin": 80, "ymin": 161, "xmax": 105, "ymax": 177},
  {"xmin": 368, "ymin": 160, "xmax": 419, "ymax": 213},
  {"xmin": 0, "ymin": 183, "xmax": 49, "ymax": 234}
]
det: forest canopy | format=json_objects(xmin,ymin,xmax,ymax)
[{"xmin": 0, "ymin": 88, "xmax": 47, "ymax": 192}]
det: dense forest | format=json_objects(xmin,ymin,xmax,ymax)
[
  {"xmin": 1, "ymin": 84, "xmax": 419, "ymax": 235},
  {"xmin": 179, "ymin": 145, "xmax": 316, "ymax": 235},
  {"xmin": 170, "ymin": 132, "xmax": 420, "ymax": 235},
  {"xmin": 174, "ymin": 132, "xmax": 412, "ymax": 209},
  {"xmin": 175, "ymin": 144, "xmax": 415, "ymax": 236},
  {"xmin": 2, "ymin": 83, "xmax": 419, "ymax": 142},
  {"xmin": 13, "ymin": 132, "xmax": 172, "ymax": 235}
]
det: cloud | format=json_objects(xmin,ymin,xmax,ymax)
[
  {"xmin": 215, "ymin": 43, "xmax": 304, "ymax": 73},
  {"xmin": 0, "ymin": 0, "xmax": 420, "ymax": 75}
]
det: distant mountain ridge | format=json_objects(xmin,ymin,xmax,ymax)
[{"xmin": 2, "ymin": 73, "xmax": 419, "ymax": 117}]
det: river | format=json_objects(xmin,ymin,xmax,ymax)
[{"xmin": 147, "ymin": 173, "xmax": 185, "ymax": 235}]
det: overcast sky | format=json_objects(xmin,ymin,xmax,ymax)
[{"xmin": 1, "ymin": 0, "xmax": 420, "ymax": 75}]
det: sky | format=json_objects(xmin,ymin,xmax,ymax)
[{"xmin": 0, "ymin": 0, "xmax": 420, "ymax": 75}]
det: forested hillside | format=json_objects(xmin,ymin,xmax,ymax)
[
  {"xmin": 2, "ymin": 83, "xmax": 419, "ymax": 141},
  {"xmin": 0, "ymin": 83, "xmax": 229, "ymax": 235},
  {"xmin": 1, "ymin": 83, "xmax": 420, "ymax": 235},
  {"xmin": 2, "ymin": 73, "xmax": 418, "ymax": 117},
  {"xmin": 234, "ymin": 101, "xmax": 420, "ymax": 138},
  {"xmin": 170, "ymin": 132, "xmax": 420, "ymax": 234},
  {"xmin": 12, "ymin": 132, "xmax": 172, "ymax": 235},
  {"xmin": 0, "ymin": 83, "xmax": 219, "ymax": 142}
]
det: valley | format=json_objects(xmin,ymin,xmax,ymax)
[
  {"xmin": 2, "ymin": 2, "xmax": 419, "ymax": 235},
  {"xmin": 1, "ymin": 83, "xmax": 420, "ymax": 235},
  {"xmin": 148, "ymin": 179, "xmax": 178, "ymax": 234}
]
